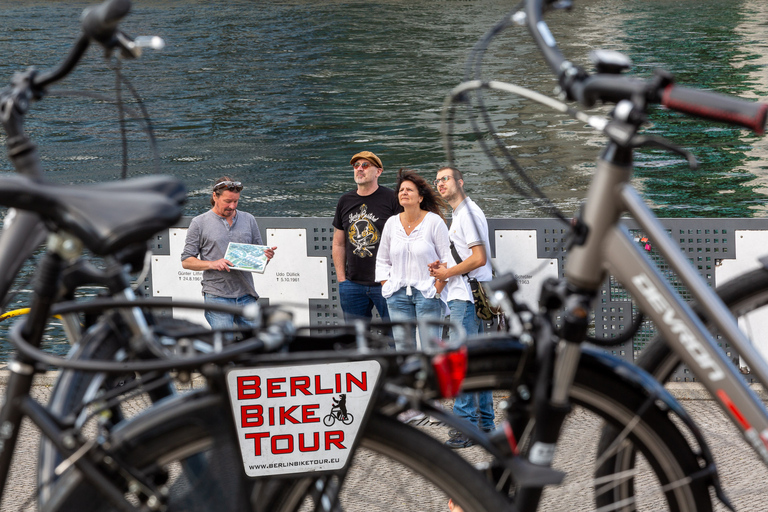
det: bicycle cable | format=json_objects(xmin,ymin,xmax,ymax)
[{"xmin": 445, "ymin": 1, "xmax": 571, "ymax": 225}]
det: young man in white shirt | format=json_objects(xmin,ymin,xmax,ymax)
[{"xmin": 429, "ymin": 166, "xmax": 495, "ymax": 448}]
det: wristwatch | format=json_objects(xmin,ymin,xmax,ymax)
[{"xmin": 435, "ymin": 291, "xmax": 441, "ymax": 299}]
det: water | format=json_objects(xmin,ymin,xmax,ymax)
[
  {"xmin": 0, "ymin": 0, "xmax": 767, "ymax": 356},
  {"xmin": 1, "ymin": 0, "xmax": 766, "ymax": 218}
]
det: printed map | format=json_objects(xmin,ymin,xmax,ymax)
[{"xmin": 225, "ymin": 243, "xmax": 269, "ymax": 273}]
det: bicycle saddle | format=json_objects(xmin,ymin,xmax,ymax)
[{"xmin": 0, "ymin": 175, "xmax": 185, "ymax": 255}]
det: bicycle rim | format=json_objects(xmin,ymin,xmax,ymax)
[{"xmin": 462, "ymin": 340, "xmax": 712, "ymax": 511}]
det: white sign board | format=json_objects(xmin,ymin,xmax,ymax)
[
  {"xmin": 226, "ymin": 361, "xmax": 381, "ymax": 476},
  {"xmin": 492, "ymin": 229, "xmax": 559, "ymax": 310},
  {"xmin": 150, "ymin": 227, "xmax": 328, "ymax": 326}
]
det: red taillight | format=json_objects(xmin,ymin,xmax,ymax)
[{"xmin": 431, "ymin": 345, "xmax": 468, "ymax": 398}]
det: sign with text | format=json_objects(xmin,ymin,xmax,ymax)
[
  {"xmin": 226, "ymin": 361, "xmax": 381, "ymax": 476},
  {"xmin": 151, "ymin": 227, "xmax": 327, "ymax": 326}
]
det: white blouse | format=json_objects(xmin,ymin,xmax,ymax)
[{"xmin": 375, "ymin": 212, "xmax": 452, "ymax": 299}]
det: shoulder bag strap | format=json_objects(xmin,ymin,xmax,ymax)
[{"xmin": 449, "ymin": 241, "xmax": 470, "ymax": 278}]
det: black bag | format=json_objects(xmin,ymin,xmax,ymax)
[{"xmin": 449, "ymin": 242, "xmax": 502, "ymax": 321}]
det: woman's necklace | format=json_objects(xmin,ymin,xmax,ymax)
[{"xmin": 405, "ymin": 212, "xmax": 423, "ymax": 228}]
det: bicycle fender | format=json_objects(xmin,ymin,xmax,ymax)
[{"xmin": 581, "ymin": 347, "xmax": 732, "ymax": 510}]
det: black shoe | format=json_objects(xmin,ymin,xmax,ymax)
[{"xmin": 445, "ymin": 432, "xmax": 474, "ymax": 449}]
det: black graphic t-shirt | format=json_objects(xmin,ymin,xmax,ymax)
[{"xmin": 332, "ymin": 186, "xmax": 400, "ymax": 285}]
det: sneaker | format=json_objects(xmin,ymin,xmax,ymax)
[
  {"xmin": 397, "ymin": 409, "xmax": 426, "ymax": 424},
  {"xmin": 445, "ymin": 432, "xmax": 474, "ymax": 449}
]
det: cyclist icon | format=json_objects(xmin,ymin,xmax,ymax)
[{"xmin": 323, "ymin": 393, "xmax": 353, "ymax": 426}]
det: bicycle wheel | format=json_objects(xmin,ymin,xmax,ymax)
[
  {"xmin": 38, "ymin": 315, "xmax": 200, "ymax": 507},
  {"xmin": 323, "ymin": 414, "xmax": 335, "ymax": 427},
  {"xmin": 461, "ymin": 338, "xmax": 713, "ymax": 512},
  {"xmin": 341, "ymin": 412, "xmax": 354, "ymax": 425},
  {"xmin": 44, "ymin": 392, "xmax": 514, "ymax": 512}
]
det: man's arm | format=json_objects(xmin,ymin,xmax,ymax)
[
  {"xmin": 180, "ymin": 219, "xmax": 233, "ymax": 272},
  {"xmin": 430, "ymin": 244, "xmax": 486, "ymax": 282},
  {"xmin": 332, "ymin": 228, "xmax": 347, "ymax": 282},
  {"xmin": 182, "ymin": 256, "xmax": 233, "ymax": 272}
]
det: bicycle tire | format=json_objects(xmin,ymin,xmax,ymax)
[
  {"xmin": 38, "ymin": 315, "xmax": 196, "ymax": 507},
  {"xmin": 38, "ymin": 320, "xmax": 130, "ymax": 505},
  {"xmin": 44, "ymin": 393, "xmax": 514, "ymax": 512},
  {"xmin": 591, "ymin": 266, "xmax": 768, "ymax": 511},
  {"xmin": 322, "ymin": 414, "xmax": 335, "ymax": 427},
  {"xmin": 461, "ymin": 338, "xmax": 713, "ymax": 512}
]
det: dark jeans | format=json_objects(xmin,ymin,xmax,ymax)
[
  {"xmin": 203, "ymin": 293, "xmax": 258, "ymax": 341},
  {"xmin": 338, "ymin": 280, "xmax": 390, "ymax": 321}
]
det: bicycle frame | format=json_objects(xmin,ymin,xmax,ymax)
[{"xmin": 566, "ymin": 143, "xmax": 768, "ymax": 464}]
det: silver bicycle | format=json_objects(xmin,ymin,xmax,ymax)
[{"xmin": 442, "ymin": 0, "xmax": 768, "ymax": 510}]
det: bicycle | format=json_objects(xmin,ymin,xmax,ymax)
[
  {"xmin": 0, "ymin": 2, "xmax": 517, "ymax": 511},
  {"xmin": 323, "ymin": 404, "xmax": 354, "ymax": 427},
  {"xmin": 12, "ymin": 1, "xmax": 765, "ymax": 511},
  {"xmin": 437, "ymin": 0, "xmax": 768, "ymax": 510}
]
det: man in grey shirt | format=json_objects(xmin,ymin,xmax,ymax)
[{"xmin": 181, "ymin": 176, "xmax": 276, "ymax": 332}]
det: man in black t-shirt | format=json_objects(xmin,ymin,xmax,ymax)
[{"xmin": 332, "ymin": 151, "xmax": 400, "ymax": 322}]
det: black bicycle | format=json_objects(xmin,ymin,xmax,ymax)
[
  {"xmin": 323, "ymin": 406, "xmax": 354, "ymax": 427},
  {"xmin": 436, "ymin": 0, "xmax": 768, "ymax": 510},
  {"xmin": 0, "ymin": 3, "xmax": 514, "ymax": 511}
]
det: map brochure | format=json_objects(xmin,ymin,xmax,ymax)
[{"xmin": 224, "ymin": 243, "xmax": 270, "ymax": 273}]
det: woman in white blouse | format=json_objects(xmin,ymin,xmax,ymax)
[{"xmin": 376, "ymin": 169, "xmax": 451, "ymax": 348}]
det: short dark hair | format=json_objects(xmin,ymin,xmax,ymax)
[
  {"xmin": 396, "ymin": 169, "xmax": 447, "ymax": 221},
  {"xmin": 437, "ymin": 166, "xmax": 463, "ymax": 182}
]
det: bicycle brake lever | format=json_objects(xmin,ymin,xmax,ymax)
[
  {"xmin": 602, "ymin": 119, "xmax": 699, "ymax": 170},
  {"xmin": 630, "ymin": 134, "xmax": 699, "ymax": 170},
  {"xmin": 114, "ymin": 31, "xmax": 165, "ymax": 59}
]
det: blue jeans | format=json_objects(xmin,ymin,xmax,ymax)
[
  {"xmin": 449, "ymin": 299, "xmax": 495, "ymax": 430},
  {"xmin": 386, "ymin": 287, "xmax": 443, "ymax": 350},
  {"xmin": 204, "ymin": 293, "xmax": 258, "ymax": 339},
  {"xmin": 338, "ymin": 280, "xmax": 389, "ymax": 321}
]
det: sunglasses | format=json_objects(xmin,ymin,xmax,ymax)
[
  {"xmin": 353, "ymin": 161, "xmax": 377, "ymax": 170},
  {"xmin": 213, "ymin": 180, "xmax": 243, "ymax": 192}
]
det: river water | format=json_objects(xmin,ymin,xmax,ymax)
[
  {"xmin": 0, "ymin": 0, "xmax": 767, "ymax": 355},
  {"xmin": 2, "ymin": 0, "xmax": 767, "ymax": 218}
]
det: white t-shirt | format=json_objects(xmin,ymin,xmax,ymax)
[
  {"xmin": 375, "ymin": 211, "xmax": 452, "ymax": 299},
  {"xmin": 444, "ymin": 197, "xmax": 493, "ymax": 303}
]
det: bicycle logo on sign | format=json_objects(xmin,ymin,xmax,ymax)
[{"xmin": 323, "ymin": 394, "xmax": 354, "ymax": 426}]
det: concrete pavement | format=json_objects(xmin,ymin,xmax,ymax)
[{"xmin": 0, "ymin": 376, "xmax": 766, "ymax": 511}]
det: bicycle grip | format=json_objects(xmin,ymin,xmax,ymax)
[
  {"xmin": 661, "ymin": 85, "xmax": 768, "ymax": 134},
  {"xmin": 81, "ymin": 0, "xmax": 131, "ymax": 45}
]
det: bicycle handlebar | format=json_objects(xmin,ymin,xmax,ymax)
[
  {"xmin": 33, "ymin": 0, "xmax": 133, "ymax": 89},
  {"xmin": 81, "ymin": 0, "xmax": 131, "ymax": 44},
  {"xmin": 525, "ymin": 0, "xmax": 768, "ymax": 135},
  {"xmin": 661, "ymin": 85, "xmax": 768, "ymax": 135}
]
